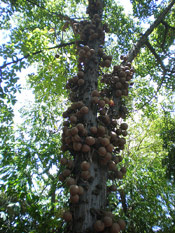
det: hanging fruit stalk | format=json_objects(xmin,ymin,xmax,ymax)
[{"xmin": 60, "ymin": 0, "xmax": 134, "ymax": 232}]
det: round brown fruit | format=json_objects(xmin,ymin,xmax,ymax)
[
  {"xmin": 78, "ymin": 186, "xmax": 84, "ymax": 195},
  {"xmin": 118, "ymin": 219, "xmax": 126, "ymax": 230},
  {"xmin": 85, "ymin": 136, "xmax": 95, "ymax": 146},
  {"xmin": 66, "ymin": 177, "xmax": 76, "ymax": 186},
  {"xmin": 82, "ymin": 144, "xmax": 90, "ymax": 153},
  {"xmin": 97, "ymin": 126, "xmax": 105, "ymax": 136},
  {"xmin": 98, "ymin": 99, "xmax": 105, "ymax": 108},
  {"xmin": 77, "ymin": 71, "xmax": 84, "ymax": 78},
  {"xmin": 94, "ymin": 220, "xmax": 105, "ymax": 232},
  {"xmin": 104, "ymin": 59, "xmax": 111, "ymax": 67},
  {"xmin": 92, "ymin": 90, "xmax": 100, "ymax": 97},
  {"xmin": 76, "ymin": 123, "xmax": 84, "ymax": 132},
  {"xmin": 70, "ymin": 185, "xmax": 79, "ymax": 195},
  {"xmin": 103, "ymin": 216, "xmax": 113, "ymax": 227},
  {"xmin": 105, "ymin": 152, "xmax": 112, "ymax": 161},
  {"xmin": 62, "ymin": 169, "xmax": 71, "ymax": 178},
  {"xmin": 104, "ymin": 97, "xmax": 110, "ymax": 104},
  {"xmin": 92, "ymin": 96, "xmax": 99, "ymax": 104},
  {"xmin": 81, "ymin": 161, "xmax": 90, "ymax": 171},
  {"xmin": 120, "ymin": 123, "xmax": 128, "ymax": 130},
  {"xmin": 110, "ymin": 223, "xmax": 121, "ymax": 233},
  {"xmin": 73, "ymin": 134, "xmax": 81, "ymax": 142},
  {"xmin": 100, "ymin": 137, "xmax": 109, "ymax": 146},
  {"xmin": 67, "ymin": 160, "xmax": 74, "ymax": 169},
  {"xmin": 98, "ymin": 147, "xmax": 107, "ymax": 157},
  {"xmin": 108, "ymin": 161, "xmax": 116, "ymax": 171},
  {"xmin": 73, "ymin": 142, "xmax": 82, "ymax": 151},
  {"xmin": 115, "ymin": 90, "xmax": 122, "ymax": 97},
  {"xmin": 63, "ymin": 211, "xmax": 72, "ymax": 222},
  {"xmin": 122, "ymin": 130, "xmax": 128, "ymax": 136},
  {"xmin": 70, "ymin": 115, "xmax": 77, "ymax": 124},
  {"xmin": 71, "ymin": 127, "xmax": 79, "ymax": 135},
  {"xmin": 78, "ymin": 79, "xmax": 85, "ymax": 86},
  {"xmin": 98, "ymin": 48, "xmax": 103, "ymax": 55},
  {"xmin": 81, "ymin": 170, "xmax": 90, "ymax": 180},
  {"xmin": 70, "ymin": 194, "xmax": 79, "ymax": 204},
  {"xmin": 90, "ymin": 126, "xmax": 97, "ymax": 134},
  {"xmin": 80, "ymin": 106, "xmax": 89, "ymax": 114},
  {"xmin": 106, "ymin": 143, "xmax": 114, "ymax": 153}
]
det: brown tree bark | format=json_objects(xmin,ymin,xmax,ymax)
[{"xmin": 72, "ymin": 1, "xmax": 108, "ymax": 232}]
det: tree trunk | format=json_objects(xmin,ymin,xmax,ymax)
[
  {"xmin": 62, "ymin": 1, "xmax": 131, "ymax": 232},
  {"xmin": 72, "ymin": 1, "xmax": 107, "ymax": 232}
]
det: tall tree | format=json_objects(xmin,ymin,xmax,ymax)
[{"xmin": 0, "ymin": 0, "xmax": 175, "ymax": 232}]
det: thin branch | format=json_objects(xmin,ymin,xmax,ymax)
[
  {"xmin": 0, "ymin": 41, "xmax": 82, "ymax": 70},
  {"xmin": 145, "ymin": 40, "xmax": 168, "ymax": 91},
  {"xmin": 126, "ymin": 0, "xmax": 175, "ymax": 63},
  {"xmin": 145, "ymin": 40, "xmax": 167, "ymax": 72}
]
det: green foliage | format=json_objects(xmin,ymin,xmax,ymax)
[
  {"xmin": 160, "ymin": 114, "xmax": 175, "ymax": 182},
  {"xmin": 109, "ymin": 114, "xmax": 175, "ymax": 232},
  {"xmin": 0, "ymin": 99, "xmax": 68, "ymax": 232}
]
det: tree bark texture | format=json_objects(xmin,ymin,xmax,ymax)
[{"xmin": 72, "ymin": 2, "xmax": 107, "ymax": 232}]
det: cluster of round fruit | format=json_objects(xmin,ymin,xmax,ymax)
[
  {"xmin": 63, "ymin": 209, "xmax": 126, "ymax": 233},
  {"xmin": 60, "ymin": 4, "xmax": 132, "ymax": 232},
  {"xmin": 61, "ymin": 106, "xmax": 128, "ymax": 155},
  {"xmin": 73, "ymin": 14, "xmax": 108, "ymax": 44},
  {"xmin": 101, "ymin": 63, "xmax": 134, "ymax": 98},
  {"xmin": 93, "ymin": 212, "xmax": 126, "ymax": 233}
]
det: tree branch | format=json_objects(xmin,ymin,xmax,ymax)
[
  {"xmin": 145, "ymin": 39, "xmax": 168, "ymax": 92},
  {"xmin": 126, "ymin": 0, "xmax": 175, "ymax": 63},
  {"xmin": 0, "ymin": 41, "xmax": 82, "ymax": 70},
  {"xmin": 145, "ymin": 40, "xmax": 167, "ymax": 72}
]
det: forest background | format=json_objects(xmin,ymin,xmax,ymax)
[{"xmin": 0, "ymin": 0, "xmax": 175, "ymax": 232}]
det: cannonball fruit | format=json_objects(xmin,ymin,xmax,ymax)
[
  {"xmin": 78, "ymin": 186, "xmax": 84, "ymax": 195},
  {"xmin": 103, "ymin": 216, "xmax": 113, "ymax": 227},
  {"xmin": 66, "ymin": 177, "xmax": 76, "ymax": 186},
  {"xmin": 63, "ymin": 211, "xmax": 72, "ymax": 222},
  {"xmin": 110, "ymin": 223, "xmax": 121, "ymax": 233},
  {"xmin": 120, "ymin": 123, "xmax": 128, "ymax": 130},
  {"xmin": 118, "ymin": 219, "xmax": 126, "ymax": 230},
  {"xmin": 85, "ymin": 136, "xmax": 95, "ymax": 145},
  {"xmin": 94, "ymin": 220, "xmax": 105, "ymax": 232},
  {"xmin": 70, "ymin": 194, "xmax": 79, "ymax": 203},
  {"xmin": 98, "ymin": 147, "xmax": 107, "ymax": 157},
  {"xmin": 70, "ymin": 185, "xmax": 79, "ymax": 195},
  {"xmin": 81, "ymin": 161, "xmax": 90, "ymax": 171}
]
